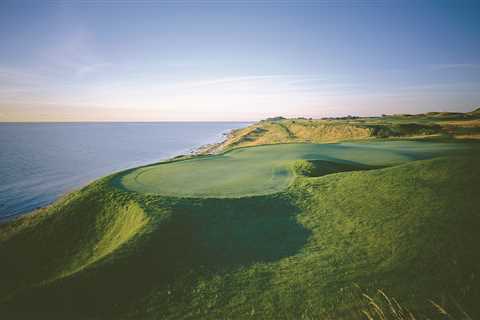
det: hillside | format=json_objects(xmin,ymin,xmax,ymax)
[
  {"xmin": 210, "ymin": 109, "xmax": 480, "ymax": 152},
  {"xmin": 1, "ymin": 136, "xmax": 480, "ymax": 319}
]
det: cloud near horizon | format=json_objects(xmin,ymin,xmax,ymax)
[{"xmin": 1, "ymin": 68, "xmax": 479, "ymax": 121}]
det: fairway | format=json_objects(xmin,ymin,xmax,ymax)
[{"xmin": 117, "ymin": 141, "xmax": 468, "ymax": 197}]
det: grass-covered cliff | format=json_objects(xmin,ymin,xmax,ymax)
[{"xmin": 211, "ymin": 109, "xmax": 480, "ymax": 152}]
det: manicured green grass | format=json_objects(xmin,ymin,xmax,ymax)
[
  {"xmin": 1, "ymin": 140, "xmax": 479, "ymax": 319},
  {"xmin": 117, "ymin": 141, "xmax": 469, "ymax": 197}
]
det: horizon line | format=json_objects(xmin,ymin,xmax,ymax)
[{"xmin": 1, "ymin": 107, "xmax": 478, "ymax": 124}]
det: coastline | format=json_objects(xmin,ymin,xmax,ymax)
[
  {"xmin": 191, "ymin": 126, "xmax": 245, "ymax": 155},
  {"xmin": 0, "ymin": 124, "xmax": 249, "ymax": 223}
]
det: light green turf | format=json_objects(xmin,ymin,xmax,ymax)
[{"xmin": 117, "ymin": 141, "xmax": 470, "ymax": 197}]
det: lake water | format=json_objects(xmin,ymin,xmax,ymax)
[{"xmin": 0, "ymin": 122, "xmax": 248, "ymax": 219}]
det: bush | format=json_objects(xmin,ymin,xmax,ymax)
[{"xmin": 292, "ymin": 160, "xmax": 316, "ymax": 176}]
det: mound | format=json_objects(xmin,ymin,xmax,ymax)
[
  {"xmin": 0, "ymin": 178, "xmax": 150, "ymax": 301},
  {"xmin": 217, "ymin": 121, "xmax": 373, "ymax": 149},
  {"xmin": 292, "ymin": 159, "xmax": 375, "ymax": 177}
]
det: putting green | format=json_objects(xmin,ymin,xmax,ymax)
[{"xmin": 117, "ymin": 141, "xmax": 469, "ymax": 197}]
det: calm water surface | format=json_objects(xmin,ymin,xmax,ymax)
[{"xmin": 0, "ymin": 122, "xmax": 248, "ymax": 219}]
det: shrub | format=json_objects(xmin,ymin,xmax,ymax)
[{"xmin": 292, "ymin": 160, "xmax": 316, "ymax": 176}]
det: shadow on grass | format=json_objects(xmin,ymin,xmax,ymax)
[
  {"xmin": 1, "ymin": 193, "xmax": 310, "ymax": 318},
  {"xmin": 176, "ymin": 194, "xmax": 311, "ymax": 267},
  {"xmin": 294, "ymin": 158, "xmax": 383, "ymax": 177}
]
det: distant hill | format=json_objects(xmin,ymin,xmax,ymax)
[
  {"xmin": 469, "ymin": 107, "xmax": 480, "ymax": 114},
  {"xmin": 262, "ymin": 116, "xmax": 287, "ymax": 122},
  {"xmin": 213, "ymin": 109, "xmax": 480, "ymax": 151}
]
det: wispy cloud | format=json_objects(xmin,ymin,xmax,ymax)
[
  {"xmin": 429, "ymin": 63, "xmax": 480, "ymax": 70},
  {"xmin": 0, "ymin": 70, "xmax": 353, "ymax": 120},
  {"xmin": 35, "ymin": 26, "xmax": 112, "ymax": 78},
  {"xmin": 177, "ymin": 75, "xmax": 325, "ymax": 88},
  {"xmin": 2, "ymin": 53, "xmax": 479, "ymax": 121},
  {"xmin": 0, "ymin": 66, "xmax": 47, "ymax": 86},
  {"xmin": 0, "ymin": 25, "xmax": 114, "ymax": 107},
  {"xmin": 75, "ymin": 63, "xmax": 112, "ymax": 76}
]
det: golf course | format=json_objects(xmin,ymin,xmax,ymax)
[
  {"xmin": 117, "ymin": 141, "xmax": 470, "ymax": 198},
  {"xmin": 1, "ymin": 112, "xmax": 480, "ymax": 319}
]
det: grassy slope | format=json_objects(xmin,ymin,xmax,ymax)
[
  {"xmin": 0, "ymin": 179, "xmax": 151, "ymax": 298},
  {"xmin": 216, "ymin": 110, "xmax": 480, "ymax": 151},
  {"xmin": 1, "ymin": 146, "xmax": 479, "ymax": 319}
]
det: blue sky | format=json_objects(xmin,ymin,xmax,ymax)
[{"xmin": 1, "ymin": 1, "xmax": 479, "ymax": 121}]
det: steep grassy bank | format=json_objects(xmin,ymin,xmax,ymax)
[
  {"xmin": 1, "ymin": 142, "xmax": 479, "ymax": 319},
  {"xmin": 214, "ymin": 109, "xmax": 480, "ymax": 151},
  {"xmin": 0, "ymin": 178, "xmax": 150, "ymax": 299}
]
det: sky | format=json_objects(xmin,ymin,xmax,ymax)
[{"xmin": 0, "ymin": 0, "xmax": 479, "ymax": 122}]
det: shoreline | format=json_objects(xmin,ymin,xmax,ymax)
[
  {"xmin": 0, "ymin": 124, "xmax": 248, "ymax": 224},
  {"xmin": 191, "ymin": 126, "xmax": 244, "ymax": 155}
]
